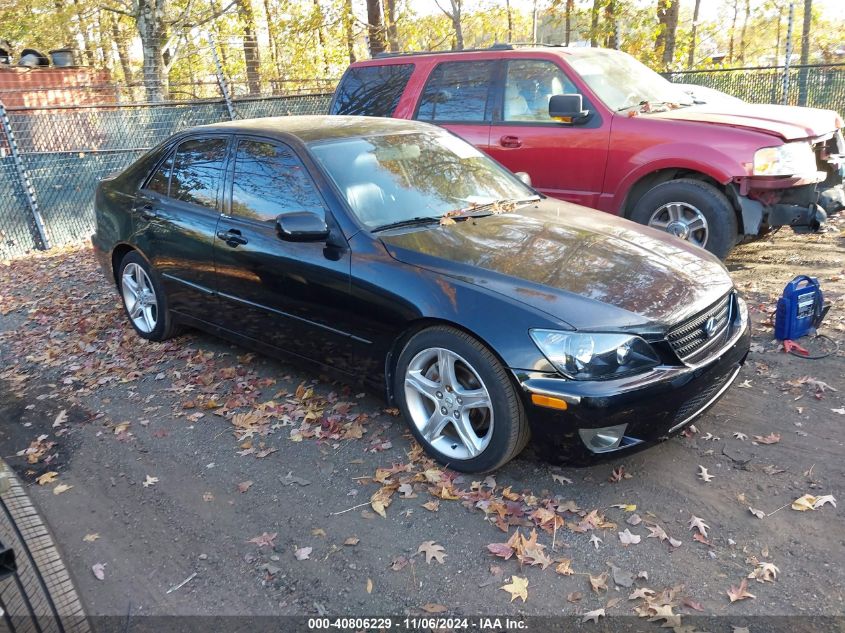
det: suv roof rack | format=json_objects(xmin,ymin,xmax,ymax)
[{"xmin": 372, "ymin": 42, "xmax": 566, "ymax": 59}]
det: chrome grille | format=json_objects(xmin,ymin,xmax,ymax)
[{"xmin": 667, "ymin": 293, "xmax": 733, "ymax": 362}]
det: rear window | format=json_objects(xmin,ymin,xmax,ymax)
[{"xmin": 330, "ymin": 64, "xmax": 414, "ymax": 117}]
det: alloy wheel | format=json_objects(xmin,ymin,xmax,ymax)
[
  {"xmin": 648, "ymin": 201, "xmax": 709, "ymax": 248},
  {"xmin": 403, "ymin": 347, "xmax": 494, "ymax": 460},
  {"xmin": 121, "ymin": 263, "xmax": 158, "ymax": 334}
]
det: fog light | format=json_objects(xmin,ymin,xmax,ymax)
[{"xmin": 578, "ymin": 424, "xmax": 627, "ymax": 453}]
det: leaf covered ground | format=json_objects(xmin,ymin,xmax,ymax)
[{"xmin": 0, "ymin": 218, "xmax": 843, "ymax": 629}]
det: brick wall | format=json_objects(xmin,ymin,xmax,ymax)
[{"xmin": 0, "ymin": 67, "xmax": 115, "ymax": 108}]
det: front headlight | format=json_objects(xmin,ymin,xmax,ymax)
[
  {"xmin": 753, "ymin": 142, "xmax": 817, "ymax": 176},
  {"xmin": 530, "ymin": 330, "xmax": 660, "ymax": 380}
]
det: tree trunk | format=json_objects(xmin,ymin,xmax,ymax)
[
  {"xmin": 506, "ymin": 0, "xmax": 513, "ymax": 43},
  {"xmin": 109, "ymin": 13, "xmax": 134, "ymax": 85},
  {"xmin": 344, "ymin": 0, "xmax": 357, "ymax": 63},
  {"xmin": 72, "ymin": 0, "xmax": 96, "ymax": 66},
  {"xmin": 52, "ymin": 0, "xmax": 76, "ymax": 48},
  {"xmin": 738, "ymin": 0, "xmax": 750, "ymax": 64},
  {"xmin": 687, "ymin": 0, "xmax": 701, "ymax": 68},
  {"xmin": 137, "ymin": 0, "xmax": 167, "ymax": 102},
  {"xmin": 450, "ymin": 0, "xmax": 464, "ymax": 50},
  {"xmin": 237, "ymin": 0, "xmax": 261, "ymax": 95},
  {"xmin": 564, "ymin": 0, "xmax": 573, "ymax": 46},
  {"xmin": 261, "ymin": 0, "xmax": 284, "ymax": 88},
  {"xmin": 655, "ymin": 0, "xmax": 679, "ymax": 67},
  {"xmin": 728, "ymin": 0, "xmax": 739, "ymax": 63},
  {"xmin": 604, "ymin": 0, "xmax": 618, "ymax": 49},
  {"xmin": 797, "ymin": 0, "xmax": 812, "ymax": 105},
  {"xmin": 590, "ymin": 0, "xmax": 600, "ymax": 47},
  {"xmin": 366, "ymin": 0, "xmax": 386, "ymax": 57},
  {"xmin": 385, "ymin": 0, "xmax": 399, "ymax": 52}
]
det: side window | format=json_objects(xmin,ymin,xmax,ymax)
[
  {"xmin": 145, "ymin": 151, "xmax": 173, "ymax": 195},
  {"xmin": 169, "ymin": 137, "xmax": 228, "ymax": 209},
  {"xmin": 504, "ymin": 60, "xmax": 579, "ymax": 122},
  {"xmin": 417, "ymin": 61, "xmax": 495, "ymax": 123},
  {"xmin": 330, "ymin": 64, "xmax": 414, "ymax": 116},
  {"xmin": 231, "ymin": 140, "xmax": 326, "ymax": 223}
]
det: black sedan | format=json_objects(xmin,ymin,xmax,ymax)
[{"xmin": 93, "ymin": 116, "xmax": 750, "ymax": 472}]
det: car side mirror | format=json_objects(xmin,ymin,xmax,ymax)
[
  {"xmin": 276, "ymin": 211, "xmax": 329, "ymax": 242},
  {"xmin": 514, "ymin": 171, "xmax": 532, "ymax": 187},
  {"xmin": 549, "ymin": 94, "xmax": 590, "ymax": 124}
]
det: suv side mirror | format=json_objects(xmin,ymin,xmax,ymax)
[
  {"xmin": 276, "ymin": 211, "xmax": 329, "ymax": 242},
  {"xmin": 549, "ymin": 94, "xmax": 590, "ymax": 124}
]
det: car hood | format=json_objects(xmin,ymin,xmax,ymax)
[
  {"xmin": 379, "ymin": 200, "xmax": 733, "ymax": 331},
  {"xmin": 651, "ymin": 103, "xmax": 840, "ymax": 141}
]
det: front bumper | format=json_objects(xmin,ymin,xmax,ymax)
[
  {"xmin": 732, "ymin": 179, "xmax": 827, "ymax": 235},
  {"xmin": 515, "ymin": 311, "xmax": 751, "ymax": 464}
]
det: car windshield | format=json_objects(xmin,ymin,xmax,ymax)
[
  {"xmin": 567, "ymin": 48, "xmax": 694, "ymax": 112},
  {"xmin": 308, "ymin": 131, "xmax": 537, "ymax": 230}
]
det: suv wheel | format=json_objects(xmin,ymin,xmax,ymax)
[{"xmin": 631, "ymin": 178, "xmax": 738, "ymax": 259}]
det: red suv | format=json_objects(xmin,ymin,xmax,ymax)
[{"xmin": 330, "ymin": 45, "xmax": 844, "ymax": 258}]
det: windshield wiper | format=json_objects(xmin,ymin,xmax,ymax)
[
  {"xmin": 370, "ymin": 216, "xmax": 441, "ymax": 233},
  {"xmin": 445, "ymin": 196, "xmax": 541, "ymax": 219}
]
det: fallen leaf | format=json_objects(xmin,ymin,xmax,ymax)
[
  {"xmin": 832, "ymin": 408, "xmax": 845, "ymax": 415},
  {"xmin": 566, "ymin": 591, "xmax": 582, "ymax": 603},
  {"xmin": 589, "ymin": 572, "xmax": 608, "ymax": 593},
  {"xmin": 294, "ymin": 546, "xmax": 312, "ymax": 560},
  {"xmin": 422, "ymin": 500, "xmax": 440, "ymax": 512},
  {"xmin": 629, "ymin": 587, "xmax": 655, "ymax": 600},
  {"xmin": 748, "ymin": 561, "xmax": 779, "ymax": 583},
  {"xmin": 792, "ymin": 493, "xmax": 837, "ymax": 511},
  {"xmin": 753, "ymin": 432, "xmax": 781, "ymax": 444},
  {"xmin": 142, "ymin": 475, "xmax": 158, "ymax": 488},
  {"xmin": 555, "ymin": 558, "xmax": 574, "ymax": 576},
  {"xmin": 417, "ymin": 540, "xmax": 446, "ymax": 564},
  {"xmin": 646, "ymin": 523, "xmax": 668, "ymax": 541},
  {"xmin": 52, "ymin": 410, "xmax": 68, "ymax": 427},
  {"xmin": 344, "ymin": 537, "xmax": 360, "ymax": 546},
  {"xmin": 237, "ymin": 480, "xmax": 253, "ymax": 493},
  {"xmin": 501, "ymin": 576, "xmax": 528, "ymax": 603},
  {"xmin": 748, "ymin": 506, "xmax": 766, "ymax": 519},
  {"xmin": 390, "ymin": 556, "xmax": 409, "ymax": 571},
  {"xmin": 618, "ymin": 528, "xmax": 641, "ymax": 546},
  {"xmin": 733, "ymin": 432, "xmax": 748, "ymax": 441},
  {"xmin": 83, "ymin": 533, "xmax": 100, "ymax": 542},
  {"xmin": 92, "ymin": 563, "xmax": 106, "ymax": 580},
  {"xmin": 582, "ymin": 608, "xmax": 605, "ymax": 624},
  {"xmin": 366, "ymin": 578, "xmax": 373, "ymax": 594},
  {"xmin": 398, "ymin": 483, "xmax": 416, "ymax": 498},
  {"xmin": 727, "ymin": 578, "xmax": 756, "ymax": 602},
  {"xmin": 626, "ymin": 513, "xmax": 642, "ymax": 526},
  {"xmin": 311, "ymin": 528, "xmax": 326, "ymax": 538},
  {"xmin": 36, "ymin": 471, "xmax": 58, "ymax": 485},
  {"xmin": 682, "ymin": 596, "xmax": 705, "ymax": 611},
  {"xmin": 698, "ymin": 465, "xmax": 714, "ymax": 482},
  {"xmin": 688, "ymin": 515, "xmax": 710, "ymax": 538},
  {"xmin": 53, "ymin": 484, "xmax": 73, "ymax": 495},
  {"xmin": 589, "ymin": 534, "xmax": 602, "ymax": 549},
  {"xmin": 551, "ymin": 473, "xmax": 573, "ymax": 485},
  {"xmin": 737, "ymin": 379, "xmax": 752, "ymax": 388},
  {"xmin": 247, "ymin": 532, "xmax": 277, "ymax": 548},
  {"xmin": 421, "ymin": 603, "xmax": 447, "ymax": 613}
]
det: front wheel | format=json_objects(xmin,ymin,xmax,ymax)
[
  {"xmin": 394, "ymin": 326, "xmax": 529, "ymax": 473},
  {"xmin": 630, "ymin": 178, "xmax": 738, "ymax": 259}
]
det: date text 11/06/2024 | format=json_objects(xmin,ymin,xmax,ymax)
[{"xmin": 307, "ymin": 617, "xmax": 527, "ymax": 630}]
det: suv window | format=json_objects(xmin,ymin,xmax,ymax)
[
  {"xmin": 169, "ymin": 137, "xmax": 228, "ymax": 209},
  {"xmin": 504, "ymin": 60, "xmax": 579, "ymax": 122},
  {"xmin": 231, "ymin": 140, "xmax": 325, "ymax": 223},
  {"xmin": 330, "ymin": 64, "xmax": 414, "ymax": 117},
  {"xmin": 417, "ymin": 61, "xmax": 496, "ymax": 123}
]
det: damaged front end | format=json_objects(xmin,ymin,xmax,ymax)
[{"xmin": 730, "ymin": 129, "xmax": 844, "ymax": 236}]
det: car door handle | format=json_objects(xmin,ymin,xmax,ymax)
[
  {"xmin": 216, "ymin": 229, "xmax": 248, "ymax": 247},
  {"xmin": 499, "ymin": 135, "xmax": 522, "ymax": 148}
]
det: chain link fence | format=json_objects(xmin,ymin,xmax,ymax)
[{"xmin": 666, "ymin": 63, "xmax": 845, "ymax": 113}]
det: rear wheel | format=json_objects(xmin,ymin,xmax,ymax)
[
  {"xmin": 117, "ymin": 251, "xmax": 181, "ymax": 341},
  {"xmin": 394, "ymin": 326, "xmax": 529, "ymax": 473},
  {"xmin": 631, "ymin": 178, "xmax": 738, "ymax": 259}
]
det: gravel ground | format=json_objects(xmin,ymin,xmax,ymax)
[{"xmin": 0, "ymin": 217, "xmax": 843, "ymax": 631}]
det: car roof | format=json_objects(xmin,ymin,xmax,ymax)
[
  {"xmin": 354, "ymin": 45, "xmax": 620, "ymax": 65},
  {"xmin": 187, "ymin": 115, "xmax": 434, "ymax": 143}
]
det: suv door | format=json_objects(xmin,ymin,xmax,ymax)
[
  {"xmin": 133, "ymin": 135, "xmax": 229, "ymax": 324},
  {"xmin": 485, "ymin": 59, "xmax": 611, "ymax": 209},
  {"xmin": 414, "ymin": 60, "xmax": 497, "ymax": 150},
  {"xmin": 213, "ymin": 137, "xmax": 356, "ymax": 371}
]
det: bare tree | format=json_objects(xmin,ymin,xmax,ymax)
[
  {"xmin": 366, "ymin": 0, "xmax": 386, "ymax": 56},
  {"xmin": 687, "ymin": 0, "xmax": 701, "ymax": 68},
  {"xmin": 436, "ymin": 0, "xmax": 464, "ymax": 50}
]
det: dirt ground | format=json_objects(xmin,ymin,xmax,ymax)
[{"xmin": 0, "ymin": 217, "xmax": 843, "ymax": 631}]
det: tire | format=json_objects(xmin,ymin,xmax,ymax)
[
  {"xmin": 394, "ymin": 326, "xmax": 529, "ymax": 473},
  {"xmin": 117, "ymin": 251, "xmax": 181, "ymax": 341},
  {"xmin": 630, "ymin": 178, "xmax": 739, "ymax": 259},
  {"xmin": 0, "ymin": 463, "xmax": 91, "ymax": 633}
]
